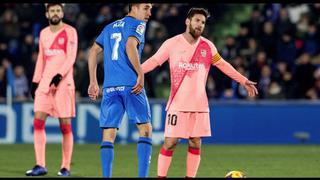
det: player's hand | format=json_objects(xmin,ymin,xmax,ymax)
[
  {"xmin": 88, "ymin": 83, "xmax": 99, "ymax": 101},
  {"xmin": 30, "ymin": 82, "xmax": 39, "ymax": 100},
  {"xmin": 244, "ymin": 80, "xmax": 258, "ymax": 97},
  {"xmin": 131, "ymin": 74, "xmax": 144, "ymax": 95},
  {"xmin": 50, "ymin": 73, "xmax": 63, "ymax": 87}
]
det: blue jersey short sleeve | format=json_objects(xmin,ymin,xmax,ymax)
[
  {"xmin": 95, "ymin": 27, "xmax": 106, "ymax": 48},
  {"xmin": 127, "ymin": 20, "xmax": 146, "ymax": 44}
]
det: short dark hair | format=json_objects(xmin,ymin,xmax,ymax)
[
  {"xmin": 45, "ymin": 3, "xmax": 64, "ymax": 12},
  {"xmin": 128, "ymin": 3, "xmax": 139, "ymax": 12},
  {"xmin": 187, "ymin": 7, "xmax": 210, "ymax": 20}
]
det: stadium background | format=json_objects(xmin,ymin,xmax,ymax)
[{"xmin": 0, "ymin": 3, "xmax": 320, "ymax": 177}]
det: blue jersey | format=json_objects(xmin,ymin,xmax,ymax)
[{"xmin": 96, "ymin": 16, "xmax": 146, "ymax": 88}]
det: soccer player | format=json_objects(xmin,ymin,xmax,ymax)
[
  {"xmin": 87, "ymin": 3, "xmax": 153, "ymax": 178},
  {"xmin": 141, "ymin": 7, "xmax": 258, "ymax": 178},
  {"xmin": 26, "ymin": 3, "xmax": 78, "ymax": 177}
]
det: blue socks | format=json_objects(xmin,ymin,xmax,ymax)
[
  {"xmin": 100, "ymin": 137, "xmax": 152, "ymax": 178},
  {"xmin": 100, "ymin": 141, "xmax": 114, "ymax": 178},
  {"xmin": 137, "ymin": 137, "xmax": 152, "ymax": 178}
]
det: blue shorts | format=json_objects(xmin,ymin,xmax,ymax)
[{"xmin": 99, "ymin": 86, "xmax": 151, "ymax": 129}]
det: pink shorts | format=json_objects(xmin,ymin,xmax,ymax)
[
  {"xmin": 34, "ymin": 89, "xmax": 75, "ymax": 118},
  {"xmin": 164, "ymin": 110, "xmax": 211, "ymax": 138}
]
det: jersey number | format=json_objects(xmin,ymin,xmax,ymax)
[
  {"xmin": 167, "ymin": 114, "xmax": 177, "ymax": 126},
  {"xmin": 111, "ymin": 33, "xmax": 122, "ymax": 60}
]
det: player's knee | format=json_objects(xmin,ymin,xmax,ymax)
[
  {"xmin": 102, "ymin": 129, "xmax": 117, "ymax": 142},
  {"xmin": 164, "ymin": 140, "xmax": 178, "ymax": 150},
  {"xmin": 138, "ymin": 123, "xmax": 152, "ymax": 137},
  {"xmin": 188, "ymin": 138, "xmax": 201, "ymax": 148},
  {"xmin": 60, "ymin": 124, "xmax": 72, "ymax": 134},
  {"xmin": 34, "ymin": 119, "xmax": 45, "ymax": 130}
]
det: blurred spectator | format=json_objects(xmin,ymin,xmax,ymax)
[
  {"xmin": 296, "ymin": 12, "xmax": 311, "ymax": 36},
  {"xmin": 221, "ymin": 35, "xmax": 238, "ymax": 60},
  {"xmin": 262, "ymin": 3, "xmax": 281, "ymax": 23},
  {"xmin": 308, "ymin": 3, "xmax": 320, "ymax": 23},
  {"xmin": 239, "ymin": 38, "xmax": 260, "ymax": 64},
  {"xmin": 275, "ymin": 7, "xmax": 296, "ymax": 37},
  {"xmin": 0, "ymin": 9, "xmax": 20, "ymax": 58},
  {"xmin": 142, "ymin": 43, "xmax": 156, "ymax": 98},
  {"xmin": 258, "ymin": 65, "xmax": 272, "ymax": 99},
  {"xmin": 272, "ymin": 61, "xmax": 294, "ymax": 99},
  {"xmin": 292, "ymin": 52, "xmax": 317, "ymax": 98},
  {"xmin": 305, "ymin": 68, "xmax": 320, "ymax": 99},
  {"xmin": 245, "ymin": 5, "xmax": 264, "ymax": 38},
  {"xmin": 16, "ymin": 34, "xmax": 36, "ymax": 81},
  {"xmin": 74, "ymin": 49, "xmax": 89, "ymax": 98},
  {"xmin": 302, "ymin": 22, "xmax": 319, "ymax": 56},
  {"xmin": 235, "ymin": 23, "xmax": 250, "ymax": 52},
  {"xmin": 249, "ymin": 51, "xmax": 269, "ymax": 82},
  {"xmin": 0, "ymin": 9, "xmax": 20, "ymax": 42},
  {"xmin": 276, "ymin": 31, "xmax": 297, "ymax": 67},
  {"xmin": 13, "ymin": 65, "xmax": 28, "ymax": 100},
  {"xmin": 260, "ymin": 21, "xmax": 277, "ymax": 59},
  {"xmin": 96, "ymin": 5, "xmax": 113, "ymax": 24},
  {"xmin": 63, "ymin": 3, "xmax": 80, "ymax": 24},
  {"xmin": 266, "ymin": 81, "xmax": 285, "ymax": 99}
]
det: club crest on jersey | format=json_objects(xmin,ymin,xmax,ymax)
[
  {"xmin": 136, "ymin": 23, "xmax": 145, "ymax": 35},
  {"xmin": 201, "ymin": 49, "xmax": 207, "ymax": 57},
  {"xmin": 58, "ymin": 38, "xmax": 65, "ymax": 45}
]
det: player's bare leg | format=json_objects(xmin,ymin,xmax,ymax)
[
  {"xmin": 136, "ymin": 122, "xmax": 153, "ymax": 177},
  {"xmin": 186, "ymin": 137, "xmax": 202, "ymax": 178},
  {"xmin": 57, "ymin": 118, "xmax": 73, "ymax": 176},
  {"xmin": 26, "ymin": 111, "xmax": 48, "ymax": 176}
]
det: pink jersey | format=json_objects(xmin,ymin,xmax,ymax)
[
  {"xmin": 143, "ymin": 34, "xmax": 247, "ymax": 112},
  {"xmin": 32, "ymin": 23, "xmax": 78, "ymax": 93}
]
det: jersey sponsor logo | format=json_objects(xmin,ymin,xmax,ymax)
[
  {"xmin": 44, "ymin": 48, "xmax": 64, "ymax": 56},
  {"xmin": 178, "ymin": 62, "xmax": 205, "ymax": 71},
  {"xmin": 106, "ymin": 86, "xmax": 125, "ymax": 93},
  {"xmin": 136, "ymin": 23, "xmax": 145, "ymax": 35}
]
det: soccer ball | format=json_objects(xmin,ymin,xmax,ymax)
[{"xmin": 225, "ymin": 170, "xmax": 246, "ymax": 178}]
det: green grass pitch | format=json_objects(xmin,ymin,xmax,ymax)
[{"xmin": 0, "ymin": 144, "xmax": 319, "ymax": 177}]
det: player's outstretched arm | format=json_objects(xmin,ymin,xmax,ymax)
[
  {"xmin": 87, "ymin": 42, "xmax": 102, "ymax": 101},
  {"xmin": 214, "ymin": 58, "xmax": 258, "ymax": 97},
  {"xmin": 141, "ymin": 39, "xmax": 170, "ymax": 74},
  {"xmin": 141, "ymin": 58, "xmax": 159, "ymax": 74}
]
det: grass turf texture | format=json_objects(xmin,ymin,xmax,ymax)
[{"xmin": 0, "ymin": 144, "xmax": 319, "ymax": 177}]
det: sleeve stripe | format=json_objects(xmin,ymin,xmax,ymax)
[{"xmin": 211, "ymin": 53, "xmax": 222, "ymax": 64}]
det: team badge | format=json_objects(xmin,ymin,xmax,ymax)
[
  {"xmin": 201, "ymin": 49, "xmax": 206, "ymax": 57},
  {"xmin": 136, "ymin": 23, "xmax": 146, "ymax": 35},
  {"xmin": 58, "ymin": 38, "xmax": 65, "ymax": 45}
]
